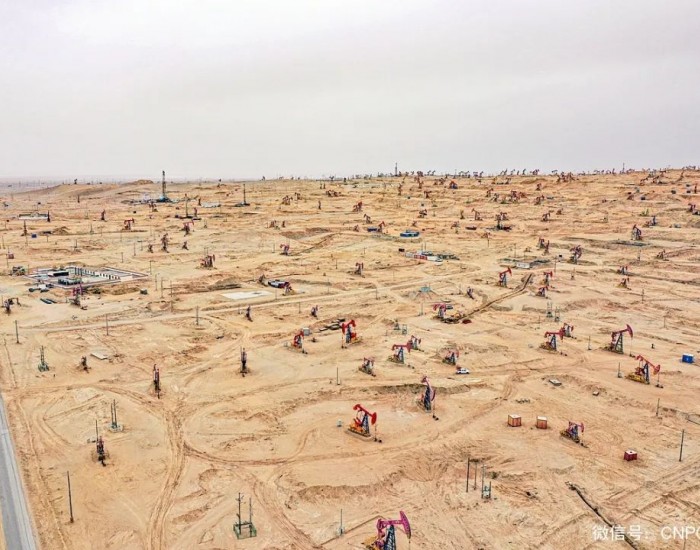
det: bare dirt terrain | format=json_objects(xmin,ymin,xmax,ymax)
[{"xmin": 1, "ymin": 170, "xmax": 700, "ymax": 550}]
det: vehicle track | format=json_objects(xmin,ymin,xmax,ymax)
[
  {"xmin": 10, "ymin": 398, "xmax": 65, "ymax": 550},
  {"xmin": 30, "ymin": 394, "xmax": 72, "ymax": 451},
  {"xmin": 182, "ymin": 374, "xmax": 510, "ymax": 469},
  {"xmin": 252, "ymin": 477, "xmax": 322, "ymax": 549},
  {"xmin": 467, "ymin": 273, "xmax": 534, "ymax": 317},
  {"xmin": 2, "ymin": 338, "xmax": 18, "ymax": 389},
  {"xmin": 13, "ymin": 272, "xmax": 468, "ymax": 336},
  {"xmin": 146, "ymin": 407, "xmax": 185, "ymax": 550}
]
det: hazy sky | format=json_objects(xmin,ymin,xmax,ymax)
[{"xmin": 2, "ymin": 1, "xmax": 699, "ymax": 180}]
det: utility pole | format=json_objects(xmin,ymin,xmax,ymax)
[
  {"xmin": 679, "ymin": 429, "xmax": 685, "ymax": 462},
  {"xmin": 656, "ymin": 398, "xmax": 660, "ymax": 417},
  {"xmin": 67, "ymin": 471, "xmax": 74, "ymax": 523},
  {"xmin": 111, "ymin": 400, "xmax": 118, "ymax": 430},
  {"xmin": 105, "ymin": 314, "xmax": 109, "ymax": 336},
  {"xmin": 196, "ymin": 306, "xmax": 199, "ymax": 326},
  {"xmin": 236, "ymin": 493, "xmax": 243, "ymax": 532},
  {"xmin": 248, "ymin": 495, "xmax": 254, "ymax": 532},
  {"xmin": 466, "ymin": 458, "xmax": 470, "ymax": 493},
  {"xmin": 14, "ymin": 320, "xmax": 19, "ymax": 344}
]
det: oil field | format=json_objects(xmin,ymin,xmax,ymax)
[{"xmin": 1, "ymin": 169, "xmax": 700, "ymax": 549}]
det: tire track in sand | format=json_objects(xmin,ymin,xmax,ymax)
[
  {"xmin": 252, "ymin": 477, "xmax": 321, "ymax": 549},
  {"xmin": 147, "ymin": 408, "xmax": 185, "ymax": 550}
]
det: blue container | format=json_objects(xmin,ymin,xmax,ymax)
[
  {"xmin": 31, "ymin": 233, "xmax": 37, "ymax": 238},
  {"xmin": 682, "ymin": 354, "xmax": 694, "ymax": 364}
]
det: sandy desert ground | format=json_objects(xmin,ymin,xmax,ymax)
[{"xmin": 1, "ymin": 169, "xmax": 700, "ymax": 550}]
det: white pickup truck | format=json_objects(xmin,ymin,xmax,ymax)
[{"xmin": 455, "ymin": 368, "xmax": 470, "ymax": 375}]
